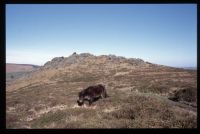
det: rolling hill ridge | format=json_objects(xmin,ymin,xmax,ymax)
[{"xmin": 6, "ymin": 53, "xmax": 197, "ymax": 128}]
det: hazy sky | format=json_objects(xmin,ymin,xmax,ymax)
[{"xmin": 6, "ymin": 4, "xmax": 197, "ymax": 67}]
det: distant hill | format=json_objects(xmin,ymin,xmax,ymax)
[
  {"xmin": 6, "ymin": 63, "xmax": 40, "ymax": 85},
  {"xmin": 6, "ymin": 63, "xmax": 40, "ymax": 73},
  {"xmin": 182, "ymin": 67, "xmax": 197, "ymax": 70},
  {"xmin": 174, "ymin": 66, "xmax": 197, "ymax": 70}
]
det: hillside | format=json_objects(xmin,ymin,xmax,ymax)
[
  {"xmin": 6, "ymin": 63, "xmax": 40, "ymax": 73},
  {"xmin": 6, "ymin": 63, "xmax": 40, "ymax": 85},
  {"xmin": 6, "ymin": 53, "xmax": 197, "ymax": 128}
]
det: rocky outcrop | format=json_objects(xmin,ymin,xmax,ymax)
[{"xmin": 41, "ymin": 52, "xmax": 151, "ymax": 70}]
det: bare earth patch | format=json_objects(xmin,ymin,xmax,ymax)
[
  {"xmin": 103, "ymin": 107, "xmax": 119, "ymax": 113},
  {"xmin": 71, "ymin": 104, "xmax": 97, "ymax": 109}
]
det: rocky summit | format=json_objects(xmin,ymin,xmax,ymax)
[
  {"xmin": 6, "ymin": 52, "xmax": 197, "ymax": 128},
  {"xmin": 42, "ymin": 52, "xmax": 150, "ymax": 70}
]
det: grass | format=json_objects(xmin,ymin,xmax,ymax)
[
  {"xmin": 31, "ymin": 110, "xmax": 67, "ymax": 128},
  {"xmin": 6, "ymin": 72, "xmax": 29, "ymax": 85},
  {"xmin": 100, "ymin": 94, "xmax": 196, "ymax": 128},
  {"xmin": 6, "ymin": 65, "xmax": 197, "ymax": 128},
  {"xmin": 6, "ymin": 86, "xmax": 197, "ymax": 128},
  {"xmin": 6, "ymin": 113, "xmax": 19, "ymax": 128},
  {"xmin": 139, "ymin": 82, "xmax": 169, "ymax": 94},
  {"xmin": 31, "ymin": 107, "xmax": 98, "ymax": 128}
]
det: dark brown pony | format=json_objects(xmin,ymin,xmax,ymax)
[{"xmin": 77, "ymin": 84, "xmax": 108, "ymax": 106}]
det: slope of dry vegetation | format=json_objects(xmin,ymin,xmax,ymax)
[
  {"xmin": 6, "ymin": 53, "xmax": 197, "ymax": 128},
  {"xmin": 6, "ymin": 63, "xmax": 39, "ymax": 73},
  {"xmin": 6, "ymin": 63, "xmax": 40, "ymax": 85}
]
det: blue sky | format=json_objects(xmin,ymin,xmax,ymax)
[{"xmin": 6, "ymin": 4, "xmax": 197, "ymax": 67}]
